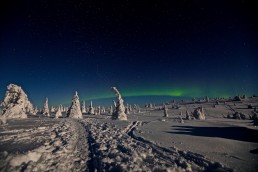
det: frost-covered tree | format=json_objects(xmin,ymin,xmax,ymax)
[
  {"xmin": 192, "ymin": 106, "xmax": 205, "ymax": 120},
  {"xmin": 186, "ymin": 111, "xmax": 191, "ymax": 120},
  {"xmin": 111, "ymin": 87, "xmax": 127, "ymax": 120},
  {"xmin": 125, "ymin": 104, "xmax": 130, "ymax": 114},
  {"xmin": 113, "ymin": 100, "xmax": 117, "ymax": 108},
  {"xmin": 42, "ymin": 98, "xmax": 50, "ymax": 116},
  {"xmin": 1, "ymin": 84, "xmax": 34, "ymax": 118},
  {"xmin": 81, "ymin": 101, "xmax": 86, "ymax": 113},
  {"xmin": 125, "ymin": 106, "xmax": 130, "ymax": 115},
  {"xmin": 163, "ymin": 105, "xmax": 168, "ymax": 117},
  {"xmin": 101, "ymin": 106, "xmax": 105, "ymax": 114},
  {"xmin": 65, "ymin": 106, "xmax": 69, "ymax": 112},
  {"xmin": 50, "ymin": 106, "xmax": 55, "ymax": 113},
  {"xmin": 88, "ymin": 101, "xmax": 95, "ymax": 115},
  {"xmin": 179, "ymin": 117, "xmax": 184, "ymax": 123},
  {"xmin": 96, "ymin": 106, "xmax": 101, "ymax": 115},
  {"xmin": 34, "ymin": 106, "xmax": 38, "ymax": 114},
  {"xmin": 60, "ymin": 104, "xmax": 64, "ymax": 112},
  {"xmin": 205, "ymin": 96, "xmax": 209, "ymax": 102},
  {"xmin": 110, "ymin": 105, "xmax": 113, "ymax": 114},
  {"xmin": 137, "ymin": 105, "xmax": 141, "ymax": 113},
  {"xmin": 67, "ymin": 91, "xmax": 83, "ymax": 118},
  {"xmin": 55, "ymin": 105, "xmax": 62, "ymax": 118}
]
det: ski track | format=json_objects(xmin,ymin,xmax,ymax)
[
  {"xmin": 82, "ymin": 118, "xmax": 232, "ymax": 172},
  {"xmin": 0, "ymin": 119, "xmax": 89, "ymax": 172}
]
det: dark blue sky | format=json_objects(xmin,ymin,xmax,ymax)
[{"xmin": 0, "ymin": 0, "xmax": 257, "ymax": 107}]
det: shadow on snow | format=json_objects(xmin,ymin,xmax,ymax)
[{"xmin": 167, "ymin": 125, "xmax": 258, "ymax": 143}]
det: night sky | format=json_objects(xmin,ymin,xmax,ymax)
[{"xmin": 1, "ymin": 1, "xmax": 258, "ymax": 107}]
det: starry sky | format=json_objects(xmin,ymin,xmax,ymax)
[{"xmin": 0, "ymin": 0, "xmax": 258, "ymax": 107}]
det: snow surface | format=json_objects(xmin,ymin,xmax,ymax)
[{"xmin": 0, "ymin": 97, "xmax": 258, "ymax": 171}]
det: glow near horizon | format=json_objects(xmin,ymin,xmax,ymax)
[
  {"xmin": 82, "ymin": 87, "xmax": 230, "ymax": 101},
  {"xmin": 53, "ymin": 86, "xmax": 241, "ymax": 106}
]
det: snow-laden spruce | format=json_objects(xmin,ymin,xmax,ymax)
[
  {"xmin": 55, "ymin": 105, "xmax": 62, "ymax": 118},
  {"xmin": 60, "ymin": 104, "xmax": 64, "ymax": 112},
  {"xmin": 192, "ymin": 106, "xmax": 206, "ymax": 120},
  {"xmin": 205, "ymin": 96, "xmax": 209, "ymax": 102},
  {"xmin": 42, "ymin": 98, "xmax": 50, "ymax": 116},
  {"xmin": 111, "ymin": 87, "xmax": 127, "ymax": 120},
  {"xmin": 67, "ymin": 91, "xmax": 83, "ymax": 118},
  {"xmin": 163, "ymin": 104, "xmax": 168, "ymax": 117},
  {"xmin": 81, "ymin": 100, "xmax": 86, "ymax": 113},
  {"xmin": 32, "ymin": 106, "xmax": 38, "ymax": 114},
  {"xmin": 101, "ymin": 106, "xmax": 105, "ymax": 114},
  {"xmin": 96, "ymin": 106, "xmax": 101, "ymax": 115},
  {"xmin": 113, "ymin": 100, "xmax": 117, "ymax": 108},
  {"xmin": 50, "ymin": 106, "xmax": 55, "ymax": 113},
  {"xmin": 110, "ymin": 105, "xmax": 113, "ymax": 114},
  {"xmin": 88, "ymin": 101, "xmax": 95, "ymax": 115},
  {"xmin": 186, "ymin": 110, "xmax": 193, "ymax": 120},
  {"xmin": 1, "ymin": 84, "xmax": 34, "ymax": 118}
]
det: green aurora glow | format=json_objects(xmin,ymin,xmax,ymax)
[{"xmin": 82, "ymin": 85, "xmax": 233, "ymax": 101}]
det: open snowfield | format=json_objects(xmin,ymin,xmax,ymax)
[{"xmin": 0, "ymin": 98, "xmax": 258, "ymax": 172}]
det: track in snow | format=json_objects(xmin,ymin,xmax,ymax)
[{"xmin": 82, "ymin": 118, "xmax": 232, "ymax": 172}]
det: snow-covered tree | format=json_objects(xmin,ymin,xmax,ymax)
[
  {"xmin": 192, "ymin": 106, "xmax": 205, "ymax": 120},
  {"xmin": 113, "ymin": 100, "xmax": 117, "ymax": 108},
  {"xmin": 88, "ymin": 101, "xmax": 95, "ymax": 115},
  {"xmin": 50, "ymin": 106, "xmax": 55, "ymax": 113},
  {"xmin": 42, "ymin": 98, "xmax": 50, "ymax": 116},
  {"xmin": 81, "ymin": 101, "xmax": 86, "ymax": 113},
  {"xmin": 67, "ymin": 91, "xmax": 83, "ymax": 118},
  {"xmin": 96, "ymin": 106, "xmax": 101, "ymax": 115},
  {"xmin": 55, "ymin": 105, "xmax": 62, "ymax": 118},
  {"xmin": 186, "ymin": 111, "xmax": 191, "ymax": 120},
  {"xmin": 205, "ymin": 96, "xmax": 209, "ymax": 102},
  {"xmin": 60, "ymin": 104, "xmax": 64, "ymax": 112},
  {"xmin": 1, "ymin": 84, "xmax": 34, "ymax": 118},
  {"xmin": 111, "ymin": 87, "xmax": 127, "ymax": 120},
  {"xmin": 110, "ymin": 105, "xmax": 113, "ymax": 114},
  {"xmin": 163, "ymin": 105, "xmax": 168, "ymax": 117},
  {"xmin": 101, "ymin": 106, "xmax": 105, "ymax": 114}
]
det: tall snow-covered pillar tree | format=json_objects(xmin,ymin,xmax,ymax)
[
  {"xmin": 111, "ymin": 87, "xmax": 127, "ymax": 120},
  {"xmin": 163, "ymin": 105, "xmax": 168, "ymax": 117},
  {"xmin": 81, "ymin": 100, "xmax": 86, "ymax": 113},
  {"xmin": 67, "ymin": 91, "xmax": 83, "ymax": 118},
  {"xmin": 42, "ymin": 98, "xmax": 50, "ymax": 116},
  {"xmin": 88, "ymin": 101, "xmax": 95, "ymax": 115},
  {"xmin": 110, "ymin": 105, "xmax": 113, "ymax": 114}
]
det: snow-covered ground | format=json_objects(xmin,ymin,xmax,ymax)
[
  {"xmin": 0, "ymin": 118, "xmax": 88, "ymax": 171},
  {"xmin": 0, "ymin": 97, "xmax": 258, "ymax": 171}
]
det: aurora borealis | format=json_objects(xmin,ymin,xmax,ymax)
[{"xmin": 0, "ymin": 1, "xmax": 258, "ymax": 107}]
